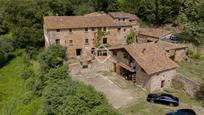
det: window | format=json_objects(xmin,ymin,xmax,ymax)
[
  {"xmin": 98, "ymin": 50, "xmax": 107, "ymax": 56},
  {"xmin": 123, "ymin": 18, "xmax": 125, "ymax": 21},
  {"xmin": 147, "ymin": 40, "xmax": 152, "ymax": 42},
  {"xmin": 85, "ymin": 28, "xmax": 88, "ymax": 32},
  {"xmin": 56, "ymin": 29, "xmax": 60, "ymax": 32},
  {"xmin": 85, "ymin": 39, "xmax": 89, "ymax": 45},
  {"xmin": 117, "ymin": 28, "xmax": 121, "ymax": 31},
  {"xmin": 103, "ymin": 38, "xmax": 107, "ymax": 44},
  {"xmin": 103, "ymin": 27, "xmax": 106, "ymax": 31},
  {"xmin": 76, "ymin": 49, "xmax": 82, "ymax": 56},
  {"xmin": 118, "ymin": 19, "xmax": 120, "ymax": 21},
  {"xmin": 129, "ymin": 20, "xmax": 132, "ymax": 22},
  {"xmin": 98, "ymin": 27, "xmax": 102, "ymax": 31},
  {"xmin": 55, "ymin": 39, "xmax": 60, "ymax": 44},
  {"xmin": 113, "ymin": 51, "xmax": 117, "ymax": 56},
  {"xmin": 69, "ymin": 40, "xmax": 73, "ymax": 45},
  {"xmin": 124, "ymin": 28, "xmax": 126, "ymax": 32},
  {"xmin": 124, "ymin": 53, "xmax": 128, "ymax": 58},
  {"xmin": 92, "ymin": 28, "xmax": 95, "ymax": 31},
  {"xmin": 69, "ymin": 29, "xmax": 72, "ymax": 33},
  {"xmin": 161, "ymin": 80, "xmax": 165, "ymax": 88}
]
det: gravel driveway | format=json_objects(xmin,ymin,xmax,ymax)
[{"xmin": 70, "ymin": 70, "xmax": 134, "ymax": 109}]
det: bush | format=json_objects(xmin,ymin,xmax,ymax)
[
  {"xmin": 186, "ymin": 49, "xmax": 202, "ymax": 60},
  {"xmin": 22, "ymin": 91, "xmax": 34, "ymax": 105},
  {"xmin": 42, "ymin": 66, "xmax": 118, "ymax": 115},
  {"xmin": 126, "ymin": 30, "xmax": 135, "ymax": 44},
  {"xmin": 0, "ymin": 34, "xmax": 15, "ymax": 67},
  {"xmin": 37, "ymin": 45, "xmax": 66, "ymax": 72},
  {"xmin": 20, "ymin": 68, "xmax": 33, "ymax": 80}
]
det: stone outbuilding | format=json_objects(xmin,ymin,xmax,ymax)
[
  {"xmin": 99, "ymin": 43, "xmax": 178, "ymax": 92},
  {"xmin": 137, "ymin": 28, "xmax": 172, "ymax": 43},
  {"xmin": 156, "ymin": 40, "xmax": 188, "ymax": 62}
]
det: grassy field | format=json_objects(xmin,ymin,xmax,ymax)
[
  {"xmin": 177, "ymin": 59, "xmax": 204, "ymax": 84},
  {"xmin": 0, "ymin": 56, "xmax": 43, "ymax": 115}
]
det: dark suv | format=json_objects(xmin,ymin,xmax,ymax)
[
  {"xmin": 166, "ymin": 109, "xmax": 197, "ymax": 115},
  {"xmin": 147, "ymin": 93, "xmax": 179, "ymax": 107}
]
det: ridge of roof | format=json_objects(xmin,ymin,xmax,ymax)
[{"xmin": 44, "ymin": 13, "xmax": 133, "ymax": 29}]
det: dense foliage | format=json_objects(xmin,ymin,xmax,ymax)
[
  {"xmin": 42, "ymin": 66, "xmax": 118, "ymax": 115},
  {"xmin": 37, "ymin": 44, "xmax": 66, "ymax": 72},
  {"xmin": 0, "ymin": 34, "xmax": 14, "ymax": 67},
  {"xmin": 0, "ymin": 0, "xmax": 203, "ymax": 53}
]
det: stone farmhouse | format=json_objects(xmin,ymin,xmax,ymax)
[
  {"xmin": 43, "ymin": 12, "xmax": 187, "ymax": 92},
  {"xmin": 44, "ymin": 12, "xmax": 139, "ymax": 59}
]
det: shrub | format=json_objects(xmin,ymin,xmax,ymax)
[
  {"xmin": 20, "ymin": 68, "xmax": 33, "ymax": 80},
  {"xmin": 126, "ymin": 30, "xmax": 135, "ymax": 44},
  {"xmin": 186, "ymin": 49, "xmax": 202, "ymax": 60},
  {"xmin": 0, "ymin": 34, "xmax": 15, "ymax": 67},
  {"xmin": 37, "ymin": 44, "xmax": 66, "ymax": 72}
]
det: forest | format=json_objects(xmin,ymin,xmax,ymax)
[
  {"xmin": 0, "ymin": 0, "xmax": 204, "ymax": 114},
  {"xmin": 0, "ymin": 0, "xmax": 204, "ymax": 66}
]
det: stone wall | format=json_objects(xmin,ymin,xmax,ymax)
[
  {"xmin": 150, "ymin": 69, "xmax": 176, "ymax": 92},
  {"xmin": 46, "ymin": 26, "xmax": 135, "ymax": 58},
  {"xmin": 175, "ymin": 73, "xmax": 200, "ymax": 97},
  {"xmin": 174, "ymin": 49, "xmax": 186, "ymax": 62}
]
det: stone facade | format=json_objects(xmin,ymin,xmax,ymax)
[
  {"xmin": 149, "ymin": 69, "xmax": 176, "ymax": 92},
  {"xmin": 107, "ymin": 49, "xmax": 176, "ymax": 92},
  {"xmin": 44, "ymin": 12, "xmax": 139, "ymax": 59}
]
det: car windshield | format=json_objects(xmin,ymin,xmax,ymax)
[{"xmin": 161, "ymin": 96, "xmax": 172, "ymax": 100}]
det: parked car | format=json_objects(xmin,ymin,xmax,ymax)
[
  {"xmin": 170, "ymin": 35, "xmax": 179, "ymax": 43},
  {"xmin": 166, "ymin": 109, "xmax": 197, "ymax": 115},
  {"xmin": 147, "ymin": 93, "xmax": 179, "ymax": 106}
]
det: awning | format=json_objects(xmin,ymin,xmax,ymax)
[{"xmin": 118, "ymin": 62, "xmax": 135, "ymax": 72}]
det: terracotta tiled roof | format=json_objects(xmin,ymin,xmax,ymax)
[
  {"xmin": 156, "ymin": 40, "xmax": 187, "ymax": 51},
  {"xmin": 124, "ymin": 43, "xmax": 177, "ymax": 75},
  {"xmin": 139, "ymin": 28, "xmax": 172, "ymax": 39},
  {"xmin": 44, "ymin": 15, "xmax": 132, "ymax": 29},
  {"xmin": 108, "ymin": 12, "xmax": 139, "ymax": 21}
]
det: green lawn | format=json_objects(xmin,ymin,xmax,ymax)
[
  {"xmin": 177, "ymin": 59, "xmax": 204, "ymax": 84},
  {"xmin": 0, "ymin": 56, "xmax": 43, "ymax": 115}
]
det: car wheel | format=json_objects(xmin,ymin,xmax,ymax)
[
  {"xmin": 150, "ymin": 100, "xmax": 154, "ymax": 103},
  {"xmin": 169, "ymin": 103, "xmax": 174, "ymax": 107}
]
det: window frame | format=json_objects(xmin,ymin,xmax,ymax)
[
  {"xmin": 102, "ymin": 38, "xmax": 107, "ymax": 44},
  {"xmin": 85, "ymin": 38, "xmax": 89, "ymax": 45},
  {"xmin": 85, "ymin": 28, "xmax": 88, "ymax": 32},
  {"xmin": 56, "ymin": 29, "xmax": 60, "ymax": 32},
  {"xmin": 69, "ymin": 40, "xmax": 73, "ymax": 46}
]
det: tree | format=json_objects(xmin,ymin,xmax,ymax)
[
  {"xmin": 89, "ymin": 0, "xmax": 118, "ymax": 12},
  {"xmin": 37, "ymin": 45, "xmax": 66, "ymax": 71},
  {"xmin": 41, "ymin": 65, "xmax": 118, "ymax": 115},
  {"xmin": 184, "ymin": 21, "xmax": 204, "ymax": 45},
  {"xmin": 0, "ymin": 34, "xmax": 14, "ymax": 67},
  {"xmin": 180, "ymin": 0, "xmax": 204, "ymax": 45}
]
